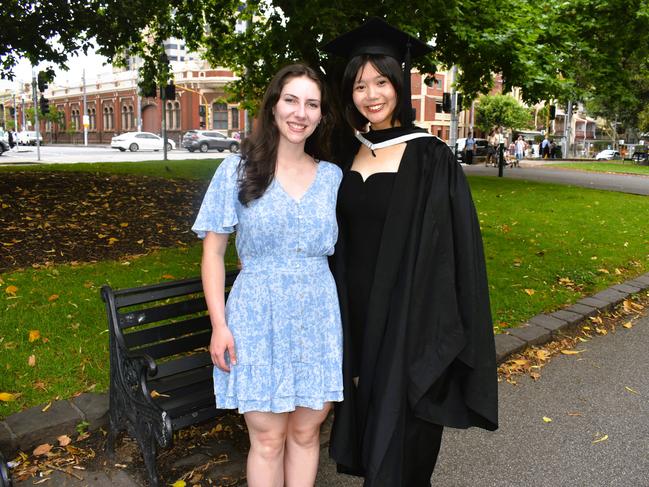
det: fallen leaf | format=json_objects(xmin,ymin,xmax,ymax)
[
  {"xmin": 120, "ymin": 222, "xmax": 129, "ymax": 227},
  {"xmin": 625, "ymin": 386, "xmax": 639, "ymax": 395},
  {"xmin": 137, "ymin": 239, "xmax": 144, "ymax": 244},
  {"xmin": 561, "ymin": 349, "xmax": 586, "ymax": 355},
  {"xmin": 29, "ymin": 330, "xmax": 41, "ymax": 342},
  {"xmin": 171, "ymin": 480, "xmax": 187, "ymax": 487},
  {"xmin": 5, "ymin": 285, "xmax": 18, "ymax": 296},
  {"xmin": 162, "ymin": 274, "xmax": 175, "ymax": 280},
  {"xmin": 28, "ymin": 354, "xmax": 36, "ymax": 367},
  {"xmin": 42, "ymin": 402, "xmax": 52, "ymax": 412},
  {"xmin": 592, "ymin": 434, "xmax": 608, "ymax": 444},
  {"xmin": 524, "ymin": 288, "xmax": 535, "ymax": 296},
  {"xmin": 567, "ymin": 412, "xmax": 582, "ymax": 417},
  {"xmin": 0, "ymin": 392, "xmax": 17, "ymax": 402},
  {"xmin": 47, "ymin": 294, "xmax": 59, "ymax": 302},
  {"xmin": 597, "ymin": 268, "xmax": 609, "ymax": 274},
  {"xmin": 33, "ymin": 443, "xmax": 52, "ymax": 456},
  {"xmin": 108, "ymin": 237, "xmax": 119, "ymax": 245},
  {"xmin": 542, "ymin": 416, "xmax": 552, "ymax": 423},
  {"xmin": 57, "ymin": 435, "xmax": 72, "ymax": 446},
  {"xmin": 150, "ymin": 390, "xmax": 170, "ymax": 398},
  {"xmin": 622, "ymin": 321, "xmax": 633, "ymax": 329}
]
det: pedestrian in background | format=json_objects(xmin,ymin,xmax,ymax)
[
  {"xmin": 193, "ymin": 63, "xmax": 343, "ymax": 487},
  {"xmin": 514, "ymin": 134, "xmax": 527, "ymax": 167},
  {"xmin": 465, "ymin": 132, "xmax": 476, "ymax": 165},
  {"xmin": 324, "ymin": 17, "xmax": 498, "ymax": 487},
  {"xmin": 486, "ymin": 128, "xmax": 498, "ymax": 166}
]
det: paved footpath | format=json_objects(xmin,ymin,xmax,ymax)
[{"xmin": 316, "ymin": 309, "xmax": 649, "ymax": 486}]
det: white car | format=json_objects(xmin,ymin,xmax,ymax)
[
  {"xmin": 595, "ymin": 149, "xmax": 620, "ymax": 160},
  {"xmin": 17, "ymin": 131, "xmax": 43, "ymax": 146},
  {"xmin": 110, "ymin": 132, "xmax": 176, "ymax": 152}
]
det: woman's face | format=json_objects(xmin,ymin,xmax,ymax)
[
  {"xmin": 352, "ymin": 61, "xmax": 397, "ymax": 130},
  {"xmin": 273, "ymin": 75, "xmax": 322, "ymax": 147}
]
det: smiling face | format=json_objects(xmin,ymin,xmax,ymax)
[
  {"xmin": 273, "ymin": 75, "xmax": 322, "ymax": 147},
  {"xmin": 352, "ymin": 61, "xmax": 398, "ymax": 130}
]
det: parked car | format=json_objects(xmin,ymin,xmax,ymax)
[
  {"xmin": 594, "ymin": 149, "xmax": 621, "ymax": 161},
  {"xmin": 110, "ymin": 132, "xmax": 175, "ymax": 152},
  {"xmin": 17, "ymin": 130, "xmax": 43, "ymax": 146},
  {"xmin": 182, "ymin": 130, "xmax": 240, "ymax": 153},
  {"xmin": 455, "ymin": 137, "xmax": 489, "ymax": 164},
  {"xmin": 0, "ymin": 139, "xmax": 8, "ymax": 155}
]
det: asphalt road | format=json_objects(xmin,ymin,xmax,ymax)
[
  {"xmin": 464, "ymin": 163, "xmax": 649, "ymax": 196},
  {"xmin": 0, "ymin": 144, "xmax": 233, "ymax": 164},
  {"xmin": 316, "ymin": 309, "xmax": 649, "ymax": 486}
]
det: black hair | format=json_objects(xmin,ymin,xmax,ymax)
[
  {"xmin": 341, "ymin": 54, "xmax": 403, "ymax": 131},
  {"xmin": 238, "ymin": 63, "xmax": 333, "ymax": 205}
]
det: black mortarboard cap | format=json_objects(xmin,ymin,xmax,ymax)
[{"xmin": 323, "ymin": 18, "xmax": 433, "ymax": 128}]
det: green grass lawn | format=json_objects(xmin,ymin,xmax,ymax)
[
  {"xmin": 1, "ymin": 162, "xmax": 649, "ymax": 418},
  {"xmin": 547, "ymin": 160, "xmax": 649, "ymax": 176},
  {"xmin": 0, "ymin": 158, "xmax": 223, "ymax": 181}
]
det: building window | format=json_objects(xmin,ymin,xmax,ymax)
[
  {"xmin": 128, "ymin": 106, "xmax": 134, "ymax": 130},
  {"xmin": 213, "ymin": 102, "xmax": 228, "ymax": 130},
  {"xmin": 88, "ymin": 107, "xmax": 96, "ymax": 130},
  {"xmin": 71, "ymin": 109, "xmax": 80, "ymax": 131},
  {"xmin": 435, "ymin": 78, "xmax": 443, "ymax": 89},
  {"xmin": 165, "ymin": 101, "xmax": 180, "ymax": 129},
  {"xmin": 435, "ymin": 101, "xmax": 443, "ymax": 114},
  {"xmin": 103, "ymin": 106, "xmax": 115, "ymax": 130},
  {"xmin": 230, "ymin": 107, "xmax": 239, "ymax": 129},
  {"xmin": 122, "ymin": 106, "xmax": 130, "ymax": 130},
  {"xmin": 173, "ymin": 101, "xmax": 180, "ymax": 129}
]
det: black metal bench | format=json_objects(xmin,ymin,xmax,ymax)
[{"xmin": 101, "ymin": 270, "xmax": 239, "ymax": 487}]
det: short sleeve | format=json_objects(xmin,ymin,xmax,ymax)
[{"xmin": 192, "ymin": 155, "xmax": 241, "ymax": 238}]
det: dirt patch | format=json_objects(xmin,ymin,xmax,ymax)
[{"xmin": 0, "ymin": 171, "xmax": 208, "ymax": 273}]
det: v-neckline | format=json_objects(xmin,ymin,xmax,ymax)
[{"xmin": 274, "ymin": 162, "xmax": 321, "ymax": 204}]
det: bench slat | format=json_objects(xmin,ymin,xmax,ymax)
[
  {"xmin": 148, "ymin": 361, "xmax": 212, "ymax": 393},
  {"xmin": 119, "ymin": 297, "xmax": 207, "ymax": 329},
  {"xmin": 156, "ymin": 381, "xmax": 215, "ymax": 418},
  {"xmin": 124, "ymin": 315, "xmax": 211, "ymax": 349},
  {"xmin": 139, "ymin": 332, "xmax": 210, "ymax": 361},
  {"xmin": 172, "ymin": 405, "xmax": 221, "ymax": 432},
  {"xmin": 154, "ymin": 351, "xmax": 213, "ymax": 379}
]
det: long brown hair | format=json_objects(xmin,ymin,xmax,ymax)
[{"xmin": 239, "ymin": 64, "xmax": 334, "ymax": 205}]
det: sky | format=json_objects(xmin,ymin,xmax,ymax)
[{"xmin": 0, "ymin": 47, "xmax": 112, "ymax": 93}]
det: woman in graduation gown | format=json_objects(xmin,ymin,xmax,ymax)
[{"xmin": 323, "ymin": 18, "xmax": 499, "ymax": 486}]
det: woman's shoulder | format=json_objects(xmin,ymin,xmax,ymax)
[{"xmin": 318, "ymin": 159, "xmax": 343, "ymax": 180}]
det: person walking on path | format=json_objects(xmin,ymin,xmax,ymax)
[
  {"xmin": 192, "ymin": 63, "xmax": 343, "ymax": 487},
  {"xmin": 323, "ymin": 17, "xmax": 498, "ymax": 487},
  {"xmin": 464, "ymin": 132, "xmax": 476, "ymax": 165},
  {"xmin": 514, "ymin": 134, "xmax": 527, "ymax": 167}
]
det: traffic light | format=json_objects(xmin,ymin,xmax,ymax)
[
  {"xmin": 37, "ymin": 71, "xmax": 49, "ymax": 92},
  {"xmin": 442, "ymin": 92, "xmax": 451, "ymax": 112},
  {"xmin": 163, "ymin": 83, "xmax": 176, "ymax": 100},
  {"xmin": 549, "ymin": 105, "xmax": 556, "ymax": 119},
  {"xmin": 39, "ymin": 96, "xmax": 50, "ymax": 115},
  {"xmin": 457, "ymin": 94, "xmax": 464, "ymax": 110}
]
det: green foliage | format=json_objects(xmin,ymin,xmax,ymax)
[{"xmin": 475, "ymin": 94, "xmax": 532, "ymax": 133}]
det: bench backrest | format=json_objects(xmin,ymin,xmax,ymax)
[{"xmin": 101, "ymin": 270, "xmax": 239, "ymax": 380}]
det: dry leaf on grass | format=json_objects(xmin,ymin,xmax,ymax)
[
  {"xmin": 5, "ymin": 285, "xmax": 18, "ymax": 295},
  {"xmin": 0, "ymin": 392, "xmax": 17, "ymax": 402},
  {"xmin": 33, "ymin": 443, "xmax": 52, "ymax": 456},
  {"xmin": 28, "ymin": 354, "xmax": 36, "ymax": 367},
  {"xmin": 28, "ymin": 330, "xmax": 41, "ymax": 342}
]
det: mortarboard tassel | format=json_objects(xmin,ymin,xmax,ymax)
[{"xmin": 403, "ymin": 40, "xmax": 412, "ymax": 128}]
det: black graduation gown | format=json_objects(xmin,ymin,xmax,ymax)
[{"xmin": 329, "ymin": 129, "xmax": 498, "ymax": 486}]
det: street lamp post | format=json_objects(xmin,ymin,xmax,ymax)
[{"xmin": 31, "ymin": 69, "xmax": 41, "ymax": 161}]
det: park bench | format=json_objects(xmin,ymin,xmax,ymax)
[{"xmin": 101, "ymin": 270, "xmax": 239, "ymax": 487}]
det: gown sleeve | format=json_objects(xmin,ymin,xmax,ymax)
[{"xmin": 192, "ymin": 155, "xmax": 241, "ymax": 238}]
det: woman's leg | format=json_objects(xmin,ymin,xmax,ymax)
[
  {"xmin": 284, "ymin": 404, "xmax": 332, "ymax": 487},
  {"xmin": 244, "ymin": 411, "xmax": 289, "ymax": 487}
]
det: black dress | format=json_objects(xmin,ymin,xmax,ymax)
[{"xmin": 337, "ymin": 170, "xmax": 396, "ymax": 377}]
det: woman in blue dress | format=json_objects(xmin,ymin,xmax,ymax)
[{"xmin": 192, "ymin": 64, "xmax": 343, "ymax": 486}]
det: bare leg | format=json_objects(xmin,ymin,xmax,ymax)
[
  {"xmin": 284, "ymin": 405, "xmax": 332, "ymax": 487},
  {"xmin": 244, "ymin": 411, "xmax": 289, "ymax": 487}
]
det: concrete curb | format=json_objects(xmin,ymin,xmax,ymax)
[{"xmin": 1, "ymin": 273, "xmax": 648, "ymax": 458}]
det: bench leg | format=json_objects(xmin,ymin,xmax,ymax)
[{"xmin": 134, "ymin": 413, "xmax": 161, "ymax": 487}]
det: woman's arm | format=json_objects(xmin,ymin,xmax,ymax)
[{"xmin": 202, "ymin": 231, "xmax": 237, "ymax": 372}]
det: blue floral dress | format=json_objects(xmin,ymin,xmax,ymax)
[{"xmin": 192, "ymin": 155, "xmax": 344, "ymax": 413}]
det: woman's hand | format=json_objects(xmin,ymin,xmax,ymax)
[{"xmin": 210, "ymin": 325, "xmax": 237, "ymax": 372}]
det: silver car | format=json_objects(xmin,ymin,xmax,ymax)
[{"xmin": 182, "ymin": 130, "xmax": 240, "ymax": 153}]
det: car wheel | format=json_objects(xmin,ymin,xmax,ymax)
[
  {"xmin": 187, "ymin": 148, "xmax": 195, "ymax": 153},
  {"xmin": 167, "ymin": 143, "xmax": 173, "ymax": 152},
  {"xmin": 229, "ymin": 142, "xmax": 240, "ymax": 153},
  {"xmin": 119, "ymin": 148, "xmax": 126, "ymax": 152},
  {"xmin": 129, "ymin": 143, "xmax": 139, "ymax": 152},
  {"xmin": 200, "ymin": 143, "xmax": 209, "ymax": 153},
  {"xmin": 217, "ymin": 148, "xmax": 224, "ymax": 152}
]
